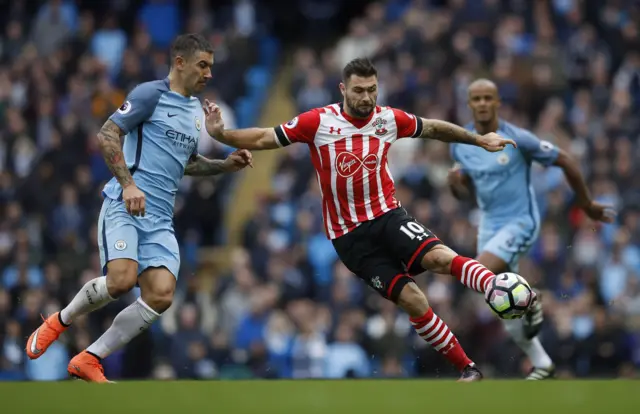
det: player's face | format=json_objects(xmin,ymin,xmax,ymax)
[
  {"xmin": 340, "ymin": 75, "xmax": 378, "ymax": 118},
  {"xmin": 184, "ymin": 51, "xmax": 214, "ymax": 94},
  {"xmin": 468, "ymin": 86, "xmax": 500, "ymax": 123}
]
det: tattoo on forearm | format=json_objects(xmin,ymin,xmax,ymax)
[
  {"xmin": 97, "ymin": 120, "xmax": 134, "ymax": 187},
  {"xmin": 420, "ymin": 119, "xmax": 480, "ymax": 145},
  {"xmin": 184, "ymin": 155, "xmax": 227, "ymax": 176}
]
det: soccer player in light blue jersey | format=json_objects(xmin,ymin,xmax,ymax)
[
  {"xmin": 448, "ymin": 79, "xmax": 615, "ymax": 380},
  {"xmin": 26, "ymin": 34, "xmax": 253, "ymax": 382}
]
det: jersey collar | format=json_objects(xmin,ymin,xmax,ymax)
[{"xmin": 339, "ymin": 103, "xmax": 375, "ymax": 129}]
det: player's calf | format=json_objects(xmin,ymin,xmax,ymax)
[
  {"xmin": 59, "ymin": 259, "xmax": 137, "ymax": 326},
  {"xmin": 80, "ymin": 267, "xmax": 175, "ymax": 365},
  {"xmin": 26, "ymin": 261, "xmax": 138, "ymax": 360},
  {"xmin": 420, "ymin": 246, "xmax": 496, "ymax": 293},
  {"xmin": 397, "ymin": 283, "xmax": 481, "ymax": 380}
]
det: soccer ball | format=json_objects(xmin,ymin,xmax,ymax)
[{"xmin": 484, "ymin": 272, "xmax": 534, "ymax": 319}]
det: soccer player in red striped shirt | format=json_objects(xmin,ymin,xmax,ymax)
[{"xmin": 206, "ymin": 58, "xmax": 525, "ymax": 381}]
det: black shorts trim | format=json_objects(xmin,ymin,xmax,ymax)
[
  {"xmin": 387, "ymin": 273, "xmax": 414, "ymax": 302},
  {"xmin": 406, "ymin": 237, "xmax": 443, "ymax": 275}
]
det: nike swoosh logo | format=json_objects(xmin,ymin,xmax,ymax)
[
  {"xmin": 30, "ymin": 328, "xmax": 42, "ymax": 354},
  {"xmin": 168, "ymin": 113, "xmax": 177, "ymax": 117},
  {"xmin": 92, "ymin": 283, "xmax": 98, "ymax": 293}
]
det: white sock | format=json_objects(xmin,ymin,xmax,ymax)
[
  {"xmin": 86, "ymin": 297, "xmax": 160, "ymax": 359},
  {"xmin": 502, "ymin": 318, "xmax": 553, "ymax": 369},
  {"xmin": 60, "ymin": 277, "xmax": 115, "ymax": 325}
]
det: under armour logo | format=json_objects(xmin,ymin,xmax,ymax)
[
  {"xmin": 442, "ymin": 341, "xmax": 456, "ymax": 355},
  {"xmin": 329, "ymin": 127, "xmax": 341, "ymax": 134}
]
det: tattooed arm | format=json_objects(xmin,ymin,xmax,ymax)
[
  {"xmin": 419, "ymin": 119, "xmax": 481, "ymax": 145},
  {"xmin": 97, "ymin": 119, "xmax": 134, "ymax": 187},
  {"xmin": 418, "ymin": 118, "xmax": 516, "ymax": 152},
  {"xmin": 184, "ymin": 155, "xmax": 228, "ymax": 176}
]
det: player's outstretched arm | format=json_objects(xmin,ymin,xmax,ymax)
[
  {"xmin": 553, "ymin": 149, "xmax": 616, "ymax": 223},
  {"xmin": 97, "ymin": 120, "xmax": 134, "ymax": 187},
  {"xmin": 184, "ymin": 150, "xmax": 253, "ymax": 176},
  {"xmin": 419, "ymin": 118, "xmax": 516, "ymax": 152},
  {"xmin": 212, "ymin": 128, "xmax": 280, "ymax": 151},
  {"xmin": 203, "ymin": 100, "xmax": 279, "ymax": 150}
]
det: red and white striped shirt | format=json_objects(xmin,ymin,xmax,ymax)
[{"xmin": 274, "ymin": 104, "xmax": 424, "ymax": 239}]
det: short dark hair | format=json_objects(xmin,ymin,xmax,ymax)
[
  {"xmin": 170, "ymin": 33, "xmax": 213, "ymax": 63},
  {"xmin": 342, "ymin": 57, "xmax": 378, "ymax": 82}
]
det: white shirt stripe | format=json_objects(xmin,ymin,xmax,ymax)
[
  {"xmin": 376, "ymin": 141, "xmax": 389, "ymax": 211},
  {"xmin": 345, "ymin": 138, "xmax": 359, "ymax": 223},
  {"xmin": 362, "ymin": 136, "xmax": 374, "ymax": 220},
  {"xmin": 327, "ymin": 143, "xmax": 348, "ymax": 234}
]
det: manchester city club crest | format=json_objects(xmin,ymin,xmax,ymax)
[
  {"xmin": 372, "ymin": 117, "xmax": 387, "ymax": 136},
  {"xmin": 195, "ymin": 116, "xmax": 201, "ymax": 131}
]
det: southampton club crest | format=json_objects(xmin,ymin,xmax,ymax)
[
  {"xmin": 371, "ymin": 276, "xmax": 384, "ymax": 290},
  {"xmin": 372, "ymin": 117, "xmax": 387, "ymax": 136},
  {"xmin": 195, "ymin": 116, "xmax": 201, "ymax": 131}
]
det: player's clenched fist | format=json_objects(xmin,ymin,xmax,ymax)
[
  {"xmin": 223, "ymin": 149, "xmax": 253, "ymax": 172},
  {"xmin": 203, "ymin": 99, "xmax": 224, "ymax": 137},
  {"xmin": 478, "ymin": 132, "xmax": 517, "ymax": 152},
  {"xmin": 122, "ymin": 183, "xmax": 146, "ymax": 216}
]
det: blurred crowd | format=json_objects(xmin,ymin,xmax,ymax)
[{"xmin": 1, "ymin": 0, "xmax": 639, "ymax": 381}]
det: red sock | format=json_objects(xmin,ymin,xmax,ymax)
[
  {"xmin": 410, "ymin": 308, "xmax": 473, "ymax": 371},
  {"xmin": 450, "ymin": 256, "xmax": 495, "ymax": 293}
]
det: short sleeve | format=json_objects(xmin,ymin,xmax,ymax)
[
  {"xmin": 391, "ymin": 108, "xmax": 423, "ymax": 139},
  {"xmin": 109, "ymin": 82, "xmax": 163, "ymax": 134},
  {"xmin": 449, "ymin": 144, "xmax": 469, "ymax": 174},
  {"xmin": 515, "ymin": 130, "xmax": 559, "ymax": 166},
  {"xmin": 274, "ymin": 109, "xmax": 321, "ymax": 146},
  {"xmin": 449, "ymin": 144, "xmax": 458, "ymax": 162}
]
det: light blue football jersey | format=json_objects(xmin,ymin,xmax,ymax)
[
  {"xmin": 102, "ymin": 78, "xmax": 204, "ymax": 219},
  {"xmin": 450, "ymin": 120, "xmax": 560, "ymax": 239}
]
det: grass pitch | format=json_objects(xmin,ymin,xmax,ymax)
[{"xmin": 1, "ymin": 379, "xmax": 637, "ymax": 414}]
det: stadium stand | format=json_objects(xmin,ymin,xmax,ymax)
[{"xmin": 1, "ymin": 0, "xmax": 639, "ymax": 381}]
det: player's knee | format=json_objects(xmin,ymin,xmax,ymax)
[
  {"xmin": 143, "ymin": 289, "xmax": 174, "ymax": 313},
  {"xmin": 396, "ymin": 282, "xmax": 429, "ymax": 318},
  {"xmin": 145, "ymin": 293, "xmax": 173, "ymax": 313},
  {"xmin": 420, "ymin": 244, "xmax": 457, "ymax": 274},
  {"xmin": 105, "ymin": 260, "xmax": 138, "ymax": 298},
  {"xmin": 140, "ymin": 277, "xmax": 175, "ymax": 313}
]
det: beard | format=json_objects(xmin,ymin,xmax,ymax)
[
  {"xmin": 193, "ymin": 79, "xmax": 207, "ymax": 93},
  {"xmin": 346, "ymin": 98, "xmax": 375, "ymax": 118}
]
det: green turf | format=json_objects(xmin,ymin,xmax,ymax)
[{"xmin": 1, "ymin": 380, "xmax": 637, "ymax": 414}]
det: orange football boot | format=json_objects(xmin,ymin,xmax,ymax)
[
  {"xmin": 26, "ymin": 312, "xmax": 68, "ymax": 359},
  {"xmin": 68, "ymin": 351, "xmax": 112, "ymax": 383}
]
